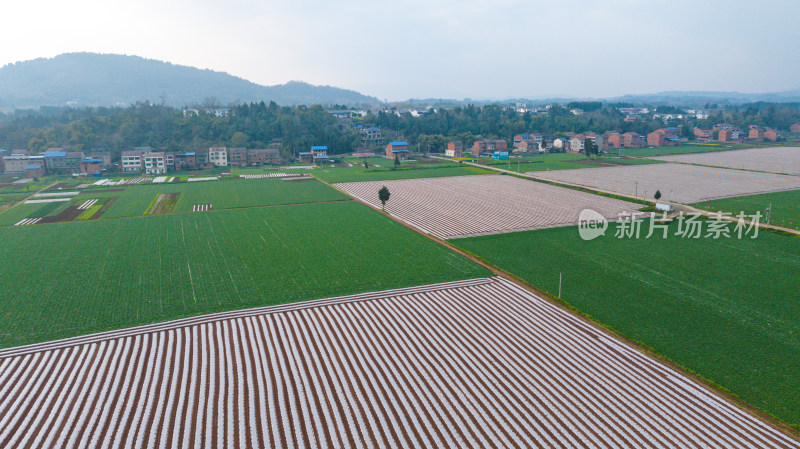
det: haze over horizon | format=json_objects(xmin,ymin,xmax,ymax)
[{"xmin": 4, "ymin": 0, "xmax": 799, "ymax": 101}]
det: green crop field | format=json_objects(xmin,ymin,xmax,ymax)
[
  {"xmin": 464, "ymin": 153, "xmax": 663, "ymax": 174},
  {"xmin": 693, "ymin": 189, "xmax": 800, "ymax": 230},
  {"xmin": 312, "ymin": 163, "xmax": 494, "ymax": 183},
  {"xmin": 0, "ymin": 202, "xmax": 56, "ymax": 225},
  {"xmin": 0, "ymin": 201, "xmax": 490, "ymax": 348},
  {"xmin": 0, "ymin": 177, "xmax": 352, "ymax": 224},
  {"xmin": 106, "ymin": 177, "xmax": 350, "ymax": 218},
  {"xmin": 452, "ymin": 223, "xmax": 800, "ymax": 429}
]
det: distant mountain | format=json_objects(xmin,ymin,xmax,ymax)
[
  {"xmin": 0, "ymin": 53, "xmax": 380, "ymax": 108},
  {"xmin": 608, "ymin": 89, "xmax": 800, "ymax": 106}
]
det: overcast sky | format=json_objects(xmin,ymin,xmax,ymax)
[{"xmin": 3, "ymin": 0, "xmax": 799, "ymax": 101}]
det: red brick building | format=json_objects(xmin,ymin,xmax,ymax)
[
  {"xmin": 764, "ymin": 129, "xmax": 779, "ymax": 141},
  {"xmin": 748, "ymin": 126, "xmax": 765, "ymax": 140},
  {"xmin": 445, "ymin": 141, "xmax": 463, "ymax": 157},
  {"xmin": 472, "ymin": 139, "xmax": 507, "ymax": 155},
  {"xmin": 791, "ymin": 123, "xmax": 800, "ymax": 133},
  {"xmin": 517, "ymin": 140, "xmax": 539, "ymax": 152},
  {"xmin": 693, "ymin": 128, "xmax": 712, "ymax": 142},
  {"xmin": 247, "ymin": 148, "xmax": 281, "ymax": 165},
  {"xmin": 606, "ymin": 133, "xmax": 623, "ymax": 148},
  {"xmin": 386, "ymin": 141, "xmax": 409, "ymax": 159},
  {"xmin": 228, "ymin": 148, "xmax": 248, "ymax": 167},
  {"xmin": 647, "ymin": 130, "xmax": 666, "ymax": 146},
  {"xmin": 623, "ymin": 132, "xmax": 645, "ymax": 148}
]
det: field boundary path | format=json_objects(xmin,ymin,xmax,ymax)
[{"xmin": 1, "ymin": 276, "xmax": 798, "ymax": 448}]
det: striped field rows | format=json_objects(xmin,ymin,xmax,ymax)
[
  {"xmin": 530, "ymin": 163, "xmax": 800, "ymax": 204},
  {"xmin": 78, "ymin": 199, "xmax": 99, "ymax": 210},
  {"xmin": 13, "ymin": 217, "xmax": 41, "ymax": 226},
  {"xmin": 0, "ymin": 277, "xmax": 796, "ymax": 449},
  {"xmin": 240, "ymin": 173, "xmax": 309, "ymax": 179},
  {"xmin": 650, "ymin": 146, "xmax": 800, "ymax": 176},
  {"xmin": 335, "ymin": 175, "xmax": 638, "ymax": 239}
]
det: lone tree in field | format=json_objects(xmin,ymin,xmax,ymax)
[
  {"xmin": 363, "ymin": 157, "xmax": 369, "ymax": 169},
  {"xmin": 654, "ymin": 190, "xmax": 662, "ymax": 200},
  {"xmin": 584, "ymin": 139, "xmax": 596, "ymax": 158},
  {"xmin": 378, "ymin": 186, "xmax": 390, "ymax": 210},
  {"xmin": 394, "ymin": 154, "xmax": 401, "ymax": 170}
]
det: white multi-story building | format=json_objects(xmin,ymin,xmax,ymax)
[
  {"xmin": 209, "ymin": 147, "xmax": 229, "ymax": 167},
  {"xmin": 121, "ymin": 151, "xmax": 144, "ymax": 172},
  {"xmin": 143, "ymin": 152, "xmax": 166, "ymax": 175}
]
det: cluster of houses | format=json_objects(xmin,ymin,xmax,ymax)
[
  {"xmin": 121, "ymin": 147, "xmax": 281, "ymax": 175},
  {"xmin": 0, "ymin": 149, "xmax": 111, "ymax": 178},
  {"xmin": 691, "ymin": 123, "xmax": 781, "ymax": 143},
  {"xmin": 440, "ymin": 121, "xmax": 799, "ymax": 160}
]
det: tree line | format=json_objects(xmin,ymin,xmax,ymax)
[
  {"xmin": 0, "ymin": 101, "xmax": 360, "ymax": 159},
  {"xmin": 1, "ymin": 101, "xmax": 798, "ymax": 158}
]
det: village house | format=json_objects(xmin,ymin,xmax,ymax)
[
  {"xmin": 25, "ymin": 164, "xmax": 46, "ymax": 178},
  {"xmin": 513, "ymin": 133, "xmax": 534, "ymax": 148},
  {"xmin": 569, "ymin": 134, "xmax": 587, "ymax": 153},
  {"xmin": 209, "ymin": 147, "xmax": 229, "ymax": 167},
  {"xmin": 79, "ymin": 158, "xmax": 105, "ymax": 175},
  {"xmin": 247, "ymin": 148, "xmax": 280, "ymax": 165},
  {"xmin": 606, "ymin": 132, "xmax": 623, "ymax": 149},
  {"xmin": 791, "ymin": 123, "xmax": 800, "ymax": 133},
  {"xmin": 647, "ymin": 130, "xmax": 666, "ymax": 147},
  {"xmin": 228, "ymin": 148, "xmax": 248, "ymax": 167},
  {"xmin": 693, "ymin": 128, "xmax": 713, "ymax": 142},
  {"xmin": 360, "ymin": 127, "xmax": 383, "ymax": 148},
  {"xmin": 647, "ymin": 128, "xmax": 679, "ymax": 147},
  {"xmin": 445, "ymin": 141, "xmax": 463, "ymax": 157},
  {"xmin": 472, "ymin": 139, "xmax": 507, "ymax": 155},
  {"xmin": 143, "ymin": 152, "xmax": 167, "ymax": 175},
  {"xmin": 764, "ymin": 129, "xmax": 779, "ymax": 141},
  {"xmin": 2, "ymin": 154, "xmax": 31, "ymax": 173},
  {"xmin": 311, "ymin": 146, "xmax": 329, "ymax": 163},
  {"xmin": 516, "ymin": 140, "xmax": 542, "ymax": 153},
  {"xmin": 552, "ymin": 137, "xmax": 571, "ymax": 152},
  {"xmin": 385, "ymin": 141, "xmax": 410, "ymax": 159},
  {"xmin": 748, "ymin": 126, "xmax": 765, "ymax": 141},
  {"xmin": 623, "ymin": 132, "xmax": 645, "ymax": 148},
  {"xmin": 718, "ymin": 128, "xmax": 741, "ymax": 142},
  {"xmin": 43, "ymin": 150, "xmax": 85, "ymax": 175},
  {"xmin": 583, "ymin": 132, "xmax": 605, "ymax": 151}
]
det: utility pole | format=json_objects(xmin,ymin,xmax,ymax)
[
  {"xmin": 635, "ymin": 181, "xmax": 638, "ymax": 198},
  {"xmin": 559, "ymin": 273, "xmax": 562, "ymax": 298}
]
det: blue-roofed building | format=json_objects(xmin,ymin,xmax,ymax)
[
  {"xmin": 25, "ymin": 164, "xmax": 45, "ymax": 178},
  {"xmin": 44, "ymin": 149, "xmax": 84, "ymax": 175},
  {"xmin": 385, "ymin": 141, "xmax": 409, "ymax": 159},
  {"xmin": 310, "ymin": 146, "xmax": 329, "ymax": 163},
  {"xmin": 80, "ymin": 158, "xmax": 105, "ymax": 175}
]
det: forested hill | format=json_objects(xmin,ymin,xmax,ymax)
[{"xmin": 0, "ymin": 53, "xmax": 380, "ymax": 108}]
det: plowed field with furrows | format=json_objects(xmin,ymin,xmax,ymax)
[
  {"xmin": 1, "ymin": 277, "xmax": 797, "ymax": 449},
  {"xmin": 335, "ymin": 175, "xmax": 637, "ymax": 239}
]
